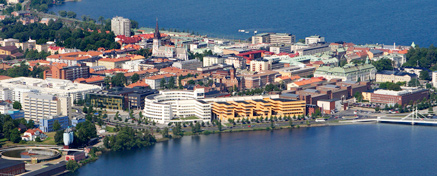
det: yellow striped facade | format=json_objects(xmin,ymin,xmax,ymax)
[{"xmin": 212, "ymin": 98, "xmax": 306, "ymax": 122}]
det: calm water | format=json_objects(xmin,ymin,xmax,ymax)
[
  {"xmin": 73, "ymin": 124, "xmax": 437, "ymax": 176},
  {"xmin": 49, "ymin": 0, "xmax": 437, "ymax": 46}
]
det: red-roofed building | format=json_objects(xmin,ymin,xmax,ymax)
[
  {"xmin": 74, "ymin": 76, "xmax": 105, "ymax": 85},
  {"xmin": 126, "ymin": 81, "xmax": 150, "ymax": 88},
  {"xmin": 287, "ymin": 77, "xmax": 326, "ymax": 89},
  {"xmin": 44, "ymin": 63, "xmax": 90, "ymax": 81},
  {"xmin": 144, "ymin": 74, "xmax": 175, "ymax": 89},
  {"xmin": 21, "ymin": 128, "xmax": 46, "ymax": 141}
]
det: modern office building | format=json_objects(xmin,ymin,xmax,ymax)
[
  {"xmin": 0, "ymin": 77, "xmax": 101, "ymax": 104},
  {"xmin": 39, "ymin": 115, "xmax": 69, "ymax": 132},
  {"xmin": 212, "ymin": 98, "xmax": 306, "ymax": 122},
  {"xmin": 144, "ymin": 89, "xmax": 211, "ymax": 124},
  {"xmin": 22, "ymin": 92, "xmax": 71, "ymax": 120},
  {"xmin": 252, "ymin": 33, "xmax": 295, "ymax": 44},
  {"xmin": 111, "ymin": 16, "xmax": 131, "ymax": 37},
  {"xmin": 270, "ymin": 33, "xmax": 296, "ymax": 44},
  {"xmin": 86, "ymin": 87, "xmax": 157, "ymax": 110}
]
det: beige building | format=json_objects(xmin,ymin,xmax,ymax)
[
  {"xmin": 203, "ymin": 56, "xmax": 225, "ymax": 67},
  {"xmin": 23, "ymin": 92, "xmax": 71, "ymax": 120},
  {"xmin": 98, "ymin": 57, "xmax": 131, "ymax": 69},
  {"xmin": 375, "ymin": 71, "xmax": 417, "ymax": 83},
  {"xmin": 305, "ymin": 35, "xmax": 325, "ymax": 44},
  {"xmin": 250, "ymin": 59, "xmax": 272, "ymax": 72},
  {"xmin": 252, "ymin": 33, "xmax": 270, "ymax": 44},
  {"xmin": 270, "ymin": 33, "xmax": 295, "ymax": 44}
]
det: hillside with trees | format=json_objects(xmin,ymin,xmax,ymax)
[
  {"xmin": 404, "ymin": 45, "xmax": 437, "ymax": 70},
  {"xmin": 0, "ymin": 18, "xmax": 120, "ymax": 51}
]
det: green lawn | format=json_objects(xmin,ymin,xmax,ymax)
[
  {"xmin": 25, "ymin": 132, "xmax": 56, "ymax": 145},
  {"xmin": 105, "ymin": 126, "xmax": 116, "ymax": 132}
]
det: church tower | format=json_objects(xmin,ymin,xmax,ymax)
[{"xmin": 152, "ymin": 18, "xmax": 162, "ymax": 55}]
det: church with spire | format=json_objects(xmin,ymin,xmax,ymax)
[{"xmin": 152, "ymin": 19, "xmax": 188, "ymax": 60}]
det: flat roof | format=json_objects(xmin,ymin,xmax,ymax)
[{"xmin": 0, "ymin": 158, "xmax": 24, "ymax": 170}]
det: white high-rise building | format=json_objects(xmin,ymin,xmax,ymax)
[
  {"xmin": 22, "ymin": 92, "xmax": 71, "ymax": 120},
  {"xmin": 0, "ymin": 87, "xmax": 12, "ymax": 101},
  {"xmin": 111, "ymin": 16, "xmax": 131, "ymax": 37}
]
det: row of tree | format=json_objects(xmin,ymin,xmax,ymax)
[{"xmin": 103, "ymin": 127, "xmax": 156, "ymax": 151}]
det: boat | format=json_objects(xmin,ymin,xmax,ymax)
[
  {"xmin": 238, "ymin": 29, "xmax": 245, "ymax": 32},
  {"xmin": 245, "ymin": 31, "xmax": 249, "ymax": 33},
  {"xmin": 254, "ymin": 30, "xmax": 258, "ymax": 34}
]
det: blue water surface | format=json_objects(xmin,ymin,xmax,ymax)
[
  {"xmin": 73, "ymin": 124, "xmax": 437, "ymax": 176},
  {"xmin": 49, "ymin": 0, "xmax": 437, "ymax": 46}
]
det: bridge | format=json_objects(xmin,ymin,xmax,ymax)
[{"xmin": 341, "ymin": 107, "xmax": 437, "ymax": 125}]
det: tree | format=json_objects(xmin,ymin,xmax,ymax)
[
  {"xmin": 420, "ymin": 71, "xmax": 431, "ymax": 80},
  {"xmin": 289, "ymin": 120, "xmax": 293, "ymax": 128},
  {"xmin": 67, "ymin": 11, "xmax": 77, "ymax": 19},
  {"xmin": 53, "ymin": 120, "xmax": 61, "ymax": 131},
  {"xmin": 66, "ymin": 160, "xmax": 79, "ymax": 172},
  {"xmin": 408, "ymin": 78, "xmax": 421, "ymax": 87},
  {"xmin": 160, "ymin": 79, "xmax": 166, "ymax": 89},
  {"xmin": 26, "ymin": 120, "xmax": 34, "ymax": 129},
  {"xmin": 98, "ymin": 16, "xmax": 105, "ymax": 24},
  {"xmin": 35, "ymin": 137, "xmax": 42, "ymax": 142},
  {"xmin": 130, "ymin": 20, "xmax": 139, "ymax": 29},
  {"xmin": 216, "ymin": 120, "xmax": 222, "ymax": 131},
  {"xmin": 3, "ymin": 121, "xmax": 15, "ymax": 140},
  {"xmin": 10, "ymin": 128, "xmax": 21, "ymax": 143},
  {"xmin": 59, "ymin": 10, "xmax": 67, "ymax": 17},
  {"xmin": 161, "ymin": 127, "xmax": 170, "ymax": 138},
  {"xmin": 13, "ymin": 101, "xmax": 21, "ymax": 110},
  {"xmin": 354, "ymin": 92, "xmax": 363, "ymax": 102},
  {"xmin": 131, "ymin": 73, "xmax": 140, "ymax": 83},
  {"xmin": 372, "ymin": 59, "xmax": 393, "ymax": 71},
  {"xmin": 111, "ymin": 73, "xmax": 127, "ymax": 87},
  {"xmin": 55, "ymin": 130, "xmax": 64, "ymax": 145},
  {"xmin": 168, "ymin": 77, "xmax": 175, "ymax": 89}
]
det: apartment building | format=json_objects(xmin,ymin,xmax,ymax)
[
  {"xmin": 203, "ymin": 55, "xmax": 225, "ymax": 67},
  {"xmin": 250, "ymin": 59, "xmax": 272, "ymax": 72},
  {"xmin": 111, "ymin": 16, "xmax": 131, "ymax": 37},
  {"xmin": 44, "ymin": 63, "xmax": 90, "ymax": 81},
  {"xmin": 22, "ymin": 92, "xmax": 71, "ymax": 120}
]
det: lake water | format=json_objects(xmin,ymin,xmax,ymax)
[
  {"xmin": 73, "ymin": 124, "xmax": 437, "ymax": 176},
  {"xmin": 49, "ymin": 0, "xmax": 437, "ymax": 46}
]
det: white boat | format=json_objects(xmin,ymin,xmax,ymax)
[
  {"xmin": 254, "ymin": 30, "xmax": 258, "ymax": 34},
  {"xmin": 245, "ymin": 31, "xmax": 249, "ymax": 33},
  {"xmin": 238, "ymin": 29, "xmax": 245, "ymax": 32}
]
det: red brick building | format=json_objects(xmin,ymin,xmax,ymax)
[
  {"xmin": 0, "ymin": 159, "xmax": 26, "ymax": 175},
  {"xmin": 370, "ymin": 88, "xmax": 429, "ymax": 106}
]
